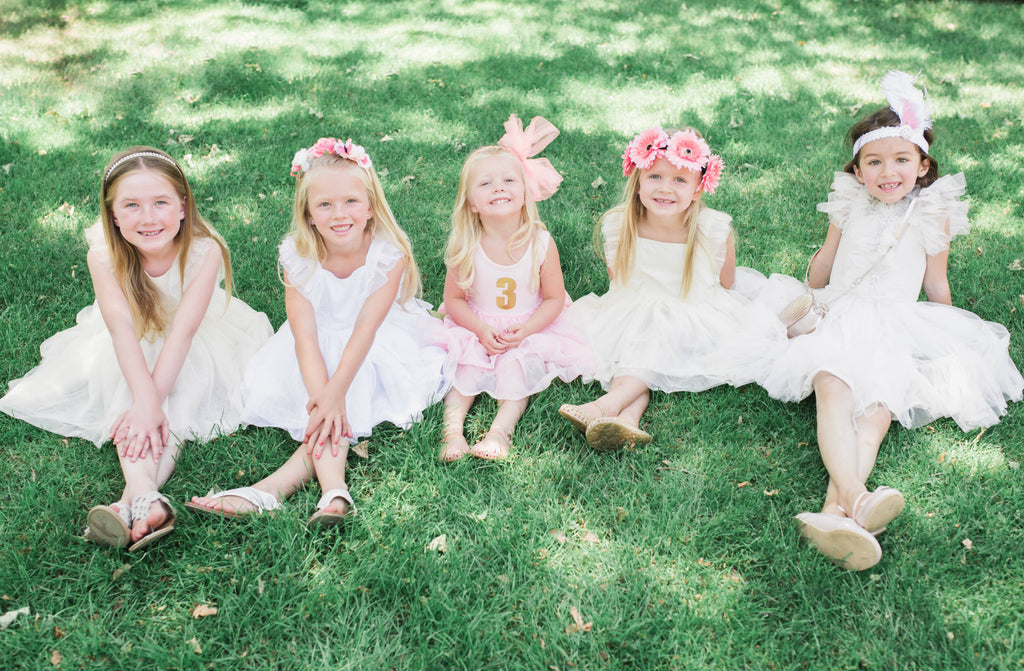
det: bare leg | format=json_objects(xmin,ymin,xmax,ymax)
[
  {"xmin": 310, "ymin": 442, "xmax": 351, "ymax": 515},
  {"xmin": 822, "ymin": 404, "xmax": 892, "ymax": 515},
  {"xmin": 565, "ymin": 375, "xmax": 651, "ymax": 426},
  {"xmin": 813, "ymin": 372, "xmax": 871, "ymax": 517},
  {"xmin": 440, "ymin": 389, "xmax": 475, "ymax": 461},
  {"xmin": 189, "ymin": 444, "xmax": 314, "ymax": 514},
  {"xmin": 117, "ymin": 446, "xmax": 176, "ymax": 543},
  {"xmin": 470, "ymin": 397, "xmax": 528, "ymax": 459}
]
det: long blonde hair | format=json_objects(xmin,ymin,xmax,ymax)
[
  {"xmin": 100, "ymin": 146, "xmax": 232, "ymax": 338},
  {"xmin": 445, "ymin": 146, "xmax": 546, "ymax": 293},
  {"xmin": 288, "ymin": 155, "xmax": 421, "ymax": 303},
  {"xmin": 603, "ymin": 131, "xmax": 708, "ymax": 297}
]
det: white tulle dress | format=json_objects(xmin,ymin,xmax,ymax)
[
  {"xmin": 568, "ymin": 208, "xmax": 786, "ymax": 392},
  {"xmin": 241, "ymin": 236, "xmax": 450, "ymax": 442},
  {"xmin": 757, "ymin": 172, "xmax": 1023, "ymax": 430},
  {"xmin": 0, "ymin": 224, "xmax": 273, "ymax": 446}
]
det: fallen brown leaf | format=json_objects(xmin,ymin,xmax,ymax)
[{"xmin": 191, "ymin": 604, "xmax": 218, "ymax": 619}]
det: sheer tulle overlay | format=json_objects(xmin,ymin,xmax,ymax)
[
  {"xmin": 441, "ymin": 231, "xmax": 593, "ymax": 400},
  {"xmin": 0, "ymin": 226, "xmax": 273, "ymax": 445},
  {"xmin": 756, "ymin": 173, "xmax": 1023, "ymax": 430},
  {"xmin": 569, "ymin": 208, "xmax": 786, "ymax": 392}
]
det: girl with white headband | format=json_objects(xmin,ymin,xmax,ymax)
[
  {"xmin": 560, "ymin": 127, "xmax": 784, "ymax": 451},
  {"xmin": 0, "ymin": 146, "xmax": 273, "ymax": 550},
  {"xmin": 188, "ymin": 138, "xmax": 449, "ymax": 525},
  {"xmin": 758, "ymin": 72, "xmax": 1023, "ymax": 570}
]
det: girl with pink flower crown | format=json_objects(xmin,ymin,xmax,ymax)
[
  {"xmin": 560, "ymin": 127, "xmax": 784, "ymax": 451},
  {"xmin": 188, "ymin": 138, "xmax": 449, "ymax": 525},
  {"xmin": 756, "ymin": 72, "xmax": 1022, "ymax": 570},
  {"xmin": 0, "ymin": 146, "xmax": 273, "ymax": 551},
  {"xmin": 439, "ymin": 114, "xmax": 594, "ymax": 462}
]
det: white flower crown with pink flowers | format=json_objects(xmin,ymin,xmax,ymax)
[
  {"xmin": 621, "ymin": 128, "xmax": 724, "ymax": 194},
  {"xmin": 290, "ymin": 137, "xmax": 372, "ymax": 177}
]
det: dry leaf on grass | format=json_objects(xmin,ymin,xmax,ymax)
[
  {"xmin": 580, "ymin": 531, "xmax": 599, "ymax": 543},
  {"xmin": 50, "ymin": 650, "xmax": 62, "ymax": 666},
  {"xmin": 191, "ymin": 604, "xmax": 218, "ymax": 619},
  {"xmin": 350, "ymin": 440, "xmax": 369, "ymax": 459},
  {"xmin": 565, "ymin": 606, "xmax": 592, "ymax": 633},
  {"xmin": 548, "ymin": 530, "xmax": 567, "ymax": 544},
  {"xmin": 187, "ymin": 637, "xmax": 202, "ymax": 654}
]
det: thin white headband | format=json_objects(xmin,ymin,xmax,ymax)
[
  {"xmin": 852, "ymin": 71, "xmax": 932, "ymax": 159},
  {"xmin": 104, "ymin": 151, "xmax": 181, "ymax": 183}
]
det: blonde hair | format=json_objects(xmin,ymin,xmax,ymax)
[
  {"xmin": 288, "ymin": 155, "xmax": 421, "ymax": 303},
  {"xmin": 445, "ymin": 146, "xmax": 546, "ymax": 293},
  {"xmin": 100, "ymin": 146, "xmax": 232, "ymax": 339},
  {"xmin": 603, "ymin": 128, "xmax": 709, "ymax": 297}
]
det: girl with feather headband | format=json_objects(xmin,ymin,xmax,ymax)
[{"xmin": 758, "ymin": 71, "xmax": 1023, "ymax": 570}]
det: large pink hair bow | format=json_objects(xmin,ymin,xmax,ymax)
[{"xmin": 497, "ymin": 114, "xmax": 563, "ymax": 202}]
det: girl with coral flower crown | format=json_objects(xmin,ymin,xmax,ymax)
[
  {"xmin": 438, "ymin": 114, "xmax": 594, "ymax": 462},
  {"xmin": 188, "ymin": 138, "xmax": 449, "ymax": 526},
  {"xmin": 560, "ymin": 127, "xmax": 785, "ymax": 452},
  {"xmin": 756, "ymin": 72, "xmax": 1022, "ymax": 571}
]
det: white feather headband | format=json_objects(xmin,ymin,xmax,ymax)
[{"xmin": 852, "ymin": 71, "xmax": 933, "ymax": 158}]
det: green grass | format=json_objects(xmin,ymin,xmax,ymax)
[{"xmin": 2, "ymin": 0, "xmax": 1024, "ymax": 669}]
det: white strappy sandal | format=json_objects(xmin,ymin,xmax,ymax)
[
  {"xmin": 127, "ymin": 491, "xmax": 176, "ymax": 552},
  {"xmin": 307, "ymin": 488, "xmax": 356, "ymax": 529},
  {"xmin": 185, "ymin": 486, "xmax": 282, "ymax": 519}
]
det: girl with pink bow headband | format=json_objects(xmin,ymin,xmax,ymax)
[{"xmin": 438, "ymin": 114, "xmax": 594, "ymax": 461}]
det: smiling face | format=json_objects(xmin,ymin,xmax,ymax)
[
  {"xmin": 853, "ymin": 136, "xmax": 930, "ymax": 204},
  {"xmin": 466, "ymin": 152, "xmax": 527, "ymax": 225},
  {"xmin": 110, "ymin": 169, "xmax": 185, "ymax": 257},
  {"xmin": 305, "ymin": 165, "xmax": 373, "ymax": 253},
  {"xmin": 637, "ymin": 156, "xmax": 702, "ymax": 221}
]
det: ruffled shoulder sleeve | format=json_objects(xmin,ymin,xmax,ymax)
[
  {"xmin": 84, "ymin": 222, "xmax": 112, "ymax": 267},
  {"xmin": 697, "ymin": 207, "xmax": 733, "ymax": 274},
  {"xmin": 366, "ymin": 238, "xmax": 404, "ymax": 296},
  {"xmin": 600, "ymin": 209, "xmax": 624, "ymax": 264},
  {"xmin": 279, "ymin": 235, "xmax": 318, "ymax": 286},
  {"xmin": 915, "ymin": 173, "xmax": 969, "ymax": 255},
  {"xmin": 816, "ymin": 172, "xmax": 865, "ymax": 231}
]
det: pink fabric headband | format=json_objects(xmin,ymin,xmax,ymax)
[
  {"xmin": 291, "ymin": 137, "xmax": 372, "ymax": 177},
  {"xmin": 497, "ymin": 114, "xmax": 563, "ymax": 202},
  {"xmin": 852, "ymin": 71, "xmax": 932, "ymax": 158},
  {"xmin": 621, "ymin": 128, "xmax": 724, "ymax": 195}
]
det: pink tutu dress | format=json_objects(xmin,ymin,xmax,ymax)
[
  {"xmin": 442, "ymin": 230, "xmax": 594, "ymax": 400},
  {"xmin": 757, "ymin": 172, "xmax": 1023, "ymax": 430}
]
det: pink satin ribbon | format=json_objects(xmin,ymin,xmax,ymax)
[{"xmin": 498, "ymin": 114, "xmax": 563, "ymax": 202}]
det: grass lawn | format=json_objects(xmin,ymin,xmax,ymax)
[{"xmin": 2, "ymin": 0, "xmax": 1023, "ymax": 668}]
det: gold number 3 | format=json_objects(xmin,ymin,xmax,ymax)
[{"xmin": 496, "ymin": 277, "xmax": 516, "ymax": 310}]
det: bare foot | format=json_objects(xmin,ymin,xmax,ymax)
[
  {"xmin": 469, "ymin": 428, "xmax": 511, "ymax": 460},
  {"xmin": 440, "ymin": 431, "xmax": 470, "ymax": 462}
]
